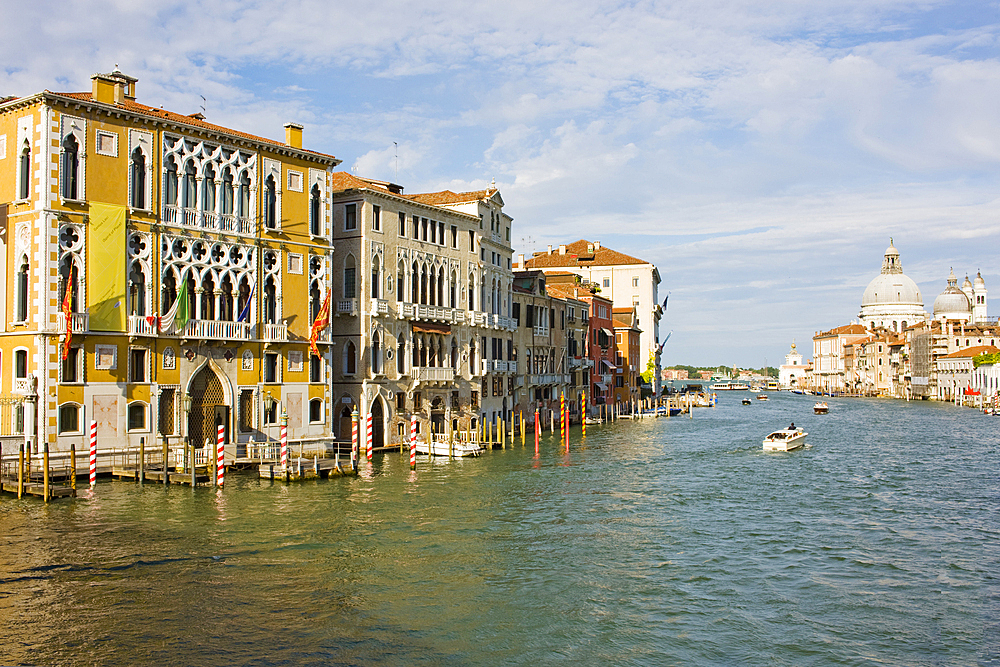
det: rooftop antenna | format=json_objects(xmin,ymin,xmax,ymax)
[
  {"xmin": 199, "ymin": 95, "xmax": 206, "ymax": 115},
  {"xmin": 393, "ymin": 142, "xmax": 398, "ymax": 182}
]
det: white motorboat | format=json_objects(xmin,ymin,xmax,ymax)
[
  {"xmin": 813, "ymin": 402, "xmax": 829, "ymax": 415},
  {"xmin": 413, "ymin": 438, "xmax": 485, "ymax": 457},
  {"xmin": 762, "ymin": 427, "xmax": 807, "ymax": 451}
]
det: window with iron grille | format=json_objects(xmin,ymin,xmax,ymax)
[
  {"xmin": 239, "ymin": 389, "xmax": 254, "ymax": 433},
  {"xmin": 159, "ymin": 389, "xmax": 176, "ymax": 435}
]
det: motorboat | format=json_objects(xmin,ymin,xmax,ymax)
[
  {"xmin": 413, "ymin": 438, "xmax": 485, "ymax": 457},
  {"xmin": 763, "ymin": 427, "xmax": 807, "ymax": 451},
  {"xmin": 813, "ymin": 402, "xmax": 829, "ymax": 415},
  {"xmin": 584, "ymin": 417, "xmax": 604, "ymax": 425},
  {"xmin": 742, "ymin": 397, "xmax": 752, "ymax": 405},
  {"xmin": 756, "ymin": 394, "xmax": 769, "ymax": 401}
]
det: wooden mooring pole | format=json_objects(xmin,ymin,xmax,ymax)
[{"xmin": 70, "ymin": 444, "xmax": 77, "ymax": 496}]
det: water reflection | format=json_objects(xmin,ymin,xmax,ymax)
[{"xmin": 0, "ymin": 393, "xmax": 997, "ymax": 665}]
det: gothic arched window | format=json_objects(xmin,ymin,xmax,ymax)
[
  {"xmin": 62, "ymin": 135, "xmax": 80, "ymax": 200},
  {"xmin": 130, "ymin": 148, "xmax": 146, "ymax": 209}
]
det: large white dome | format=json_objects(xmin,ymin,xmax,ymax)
[
  {"xmin": 861, "ymin": 273, "xmax": 923, "ymax": 307},
  {"xmin": 858, "ymin": 240, "xmax": 927, "ymax": 331},
  {"xmin": 860, "ymin": 241, "xmax": 922, "ymax": 306}
]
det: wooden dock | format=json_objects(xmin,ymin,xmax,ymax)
[
  {"xmin": 111, "ymin": 464, "xmax": 212, "ymax": 486},
  {"xmin": 257, "ymin": 457, "xmax": 353, "ymax": 481}
]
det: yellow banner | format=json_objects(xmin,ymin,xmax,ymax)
[{"xmin": 88, "ymin": 202, "xmax": 126, "ymax": 332}]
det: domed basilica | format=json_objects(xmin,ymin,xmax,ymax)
[
  {"xmin": 858, "ymin": 240, "xmax": 989, "ymax": 331},
  {"xmin": 858, "ymin": 240, "xmax": 927, "ymax": 332}
]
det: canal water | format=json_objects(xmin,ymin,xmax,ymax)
[{"xmin": 1, "ymin": 393, "xmax": 998, "ymax": 666}]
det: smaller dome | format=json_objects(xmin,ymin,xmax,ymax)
[
  {"xmin": 975, "ymin": 271, "xmax": 986, "ymax": 289},
  {"xmin": 933, "ymin": 271, "xmax": 972, "ymax": 320},
  {"xmin": 963, "ymin": 275, "xmax": 973, "ymax": 289}
]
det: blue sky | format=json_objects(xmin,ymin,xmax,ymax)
[{"xmin": 5, "ymin": 0, "xmax": 1000, "ymax": 367}]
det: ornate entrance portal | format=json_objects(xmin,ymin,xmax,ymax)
[{"xmin": 188, "ymin": 366, "xmax": 227, "ymax": 448}]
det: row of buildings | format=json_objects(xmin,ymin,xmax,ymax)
[
  {"xmin": 779, "ymin": 241, "xmax": 999, "ymax": 401},
  {"xmin": 0, "ymin": 70, "xmax": 662, "ymax": 455}
]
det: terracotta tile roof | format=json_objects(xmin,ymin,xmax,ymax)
[
  {"xmin": 47, "ymin": 91, "xmax": 339, "ymax": 162},
  {"xmin": 403, "ymin": 188, "xmax": 497, "ymax": 205},
  {"xmin": 543, "ymin": 283, "xmax": 590, "ymax": 301},
  {"xmin": 524, "ymin": 239, "xmax": 650, "ymax": 268},
  {"xmin": 941, "ymin": 345, "xmax": 1000, "ymax": 359},
  {"xmin": 815, "ymin": 324, "xmax": 869, "ymax": 338},
  {"xmin": 329, "ymin": 171, "xmax": 392, "ymax": 193}
]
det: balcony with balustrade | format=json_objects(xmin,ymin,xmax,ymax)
[
  {"xmin": 336, "ymin": 299, "xmax": 357, "ymax": 316},
  {"xmin": 162, "ymin": 205, "xmax": 253, "ymax": 235},
  {"xmin": 482, "ymin": 359, "xmax": 518, "ymax": 374},
  {"xmin": 59, "ymin": 312, "xmax": 89, "ymax": 334},
  {"xmin": 256, "ymin": 322, "xmax": 288, "ymax": 343},
  {"xmin": 180, "ymin": 319, "xmax": 252, "ymax": 340},
  {"xmin": 528, "ymin": 373, "xmax": 570, "ymax": 386},
  {"xmin": 400, "ymin": 302, "xmax": 465, "ymax": 324},
  {"xmin": 127, "ymin": 314, "xmax": 157, "ymax": 337},
  {"xmin": 370, "ymin": 298, "xmax": 389, "ymax": 317},
  {"xmin": 411, "ymin": 367, "xmax": 455, "ymax": 384}
]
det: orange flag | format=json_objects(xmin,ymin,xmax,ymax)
[
  {"xmin": 62, "ymin": 268, "xmax": 74, "ymax": 361},
  {"xmin": 309, "ymin": 290, "xmax": 332, "ymax": 357}
]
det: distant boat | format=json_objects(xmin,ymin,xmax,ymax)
[
  {"xmin": 711, "ymin": 382, "xmax": 750, "ymax": 391},
  {"xmin": 763, "ymin": 427, "xmax": 807, "ymax": 452},
  {"xmin": 742, "ymin": 397, "xmax": 752, "ymax": 405},
  {"xmin": 756, "ymin": 394, "xmax": 769, "ymax": 401},
  {"xmin": 813, "ymin": 402, "xmax": 829, "ymax": 415}
]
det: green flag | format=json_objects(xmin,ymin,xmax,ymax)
[{"xmin": 160, "ymin": 277, "xmax": 190, "ymax": 334}]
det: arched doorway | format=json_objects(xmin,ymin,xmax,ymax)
[
  {"xmin": 371, "ymin": 398, "xmax": 385, "ymax": 449},
  {"xmin": 339, "ymin": 405, "xmax": 353, "ymax": 442},
  {"xmin": 189, "ymin": 365, "xmax": 227, "ymax": 448},
  {"xmin": 430, "ymin": 396, "xmax": 445, "ymax": 435}
]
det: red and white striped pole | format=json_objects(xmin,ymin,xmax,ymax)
[
  {"xmin": 216, "ymin": 424, "xmax": 225, "ymax": 487},
  {"xmin": 409, "ymin": 414, "xmax": 417, "ymax": 469},
  {"xmin": 366, "ymin": 412, "xmax": 373, "ymax": 462},
  {"xmin": 280, "ymin": 417, "xmax": 288, "ymax": 471},
  {"xmin": 89, "ymin": 420, "xmax": 97, "ymax": 487},
  {"xmin": 582, "ymin": 390, "xmax": 587, "ymax": 437},
  {"xmin": 351, "ymin": 409, "xmax": 358, "ymax": 472}
]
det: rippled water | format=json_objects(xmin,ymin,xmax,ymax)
[{"xmin": 2, "ymin": 393, "xmax": 998, "ymax": 666}]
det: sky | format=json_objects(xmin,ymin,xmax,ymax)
[{"xmin": 4, "ymin": 0, "xmax": 1000, "ymax": 368}]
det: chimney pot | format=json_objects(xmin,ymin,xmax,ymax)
[
  {"xmin": 594, "ymin": 241, "xmax": 601, "ymax": 250},
  {"xmin": 518, "ymin": 253, "xmax": 524, "ymax": 267},
  {"xmin": 284, "ymin": 122, "xmax": 304, "ymax": 149},
  {"xmin": 547, "ymin": 244, "xmax": 552, "ymax": 254},
  {"xmin": 559, "ymin": 244, "xmax": 566, "ymax": 255}
]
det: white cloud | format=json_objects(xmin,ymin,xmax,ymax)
[{"xmin": 3, "ymin": 0, "xmax": 999, "ymax": 364}]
